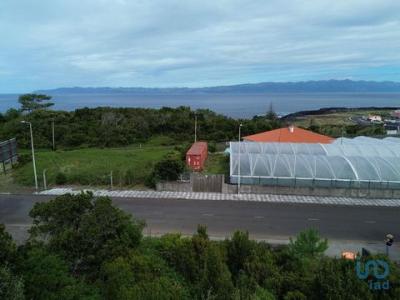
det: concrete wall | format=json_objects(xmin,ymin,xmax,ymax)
[
  {"xmin": 156, "ymin": 181, "xmax": 192, "ymax": 192},
  {"xmin": 156, "ymin": 174, "xmax": 400, "ymax": 199},
  {"xmin": 223, "ymin": 182, "xmax": 400, "ymax": 199}
]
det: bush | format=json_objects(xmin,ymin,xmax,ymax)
[
  {"xmin": 174, "ymin": 143, "xmax": 191, "ymax": 161},
  {"xmin": 17, "ymin": 153, "xmax": 31, "ymax": 166},
  {"xmin": 154, "ymin": 158, "xmax": 184, "ymax": 181},
  {"xmin": 146, "ymin": 157, "xmax": 185, "ymax": 188},
  {"xmin": 55, "ymin": 172, "xmax": 67, "ymax": 185},
  {"xmin": 208, "ymin": 142, "xmax": 216, "ymax": 153}
]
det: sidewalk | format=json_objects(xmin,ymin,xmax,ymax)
[{"xmin": 37, "ymin": 188, "xmax": 400, "ymax": 207}]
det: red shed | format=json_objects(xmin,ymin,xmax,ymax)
[{"xmin": 186, "ymin": 142, "xmax": 208, "ymax": 171}]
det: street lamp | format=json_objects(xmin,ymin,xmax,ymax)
[
  {"xmin": 238, "ymin": 123, "xmax": 243, "ymax": 194},
  {"xmin": 21, "ymin": 121, "xmax": 38, "ymax": 190}
]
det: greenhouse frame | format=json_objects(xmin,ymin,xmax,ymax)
[{"xmin": 230, "ymin": 137, "xmax": 400, "ymax": 189}]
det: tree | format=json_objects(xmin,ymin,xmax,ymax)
[
  {"xmin": 29, "ymin": 192, "xmax": 145, "ymax": 276},
  {"xmin": 198, "ymin": 244, "xmax": 234, "ymax": 299},
  {"xmin": 0, "ymin": 224, "xmax": 17, "ymax": 266},
  {"xmin": 18, "ymin": 94, "xmax": 54, "ymax": 113},
  {"xmin": 155, "ymin": 226, "xmax": 235, "ymax": 299},
  {"xmin": 20, "ymin": 247, "xmax": 100, "ymax": 300},
  {"xmin": 4, "ymin": 108, "xmax": 21, "ymax": 121},
  {"xmin": 288, "ymin": 229, "xmax": 328, "ymax": 259},
  {"xmin": 284, "ymin": 290, "xmax": 307, "ymax": 300},
  {"xmin": 225, "ymin": 231, "xmax": 255, "ymax": 280},
  {"xmin": 101, "ymin": 253, "xmax": 190, "ymax": 300},
  {"xmin": 0, "ymin": 266, "xmax": 25, "ymax": 300},
  {"xmin": 312, "ymin": 258, "xmax": 372, "ymax": 300},
  {"xmin": 251, "ymin": 287, "xmax": 276, "ymax": 300}
]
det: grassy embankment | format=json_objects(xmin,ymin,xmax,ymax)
[{"xmin": 5, "ymin": 136, "xmax": 177, "ymax": 190}]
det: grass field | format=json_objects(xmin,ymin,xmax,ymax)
[
  {"xmin": 12, "ymin": 140, "xmax": 176, "ymax": 189},
  {"xmin": 0, "ymin": 134, "xmax": 230, "ymax": 191},
  {"xmin": 292, "ymin": 109, "xmax": 393, "ymax": 127}
]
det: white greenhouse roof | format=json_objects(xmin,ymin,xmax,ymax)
[{"xmin": 230, "ymin": 137, "xmax": 400, "ymax": 185}]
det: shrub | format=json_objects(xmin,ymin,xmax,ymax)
[
  {"xmin": 17, "ymin": 153, "xmax": 31, "ymax": 166},
  {"xmin": 146, "ymin": 157, "xmax": 185, "ymax": 188},
  {"xmin": 55, "ymin": 172, "xmax": 67, "ymax": 185},
  {"xmin": 174, "ymin": 143, "xmax": 191, "ymax": 161},
  {"xmin": 153, "ymin": 158, "xmax": 184, "ymax": 181},
  {"xmin": 208, "ymin": 142, "xmax": 216, "ymax": 153}
]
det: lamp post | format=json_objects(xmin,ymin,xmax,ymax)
[
  {"xmin": 238, "ymin": 123, "xmax": 243, "ymax": 194},
  {"xmin": 21, "ymin": 121, "xmax": 38, "ymax": 190}
]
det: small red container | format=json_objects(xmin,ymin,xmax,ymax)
[{"xmin": 186, "ymin": 142, "xmax": 208, "ymax": 171}]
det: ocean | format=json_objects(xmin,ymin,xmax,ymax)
[{"xmin": 0, "ymin": 92, "xmax": 399, "ymax": 118}]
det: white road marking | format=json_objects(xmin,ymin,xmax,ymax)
[
  {"xmin": 254, "ymin": 216, "xmax": 264, "ymax": 219},
  {"xmin": 364, "ymin": 220, "xmax": 376, "ymax": 224},
  {"xmin": 202, "ymin": 213, "xmax": 214, "ymax": 217},
  {"xmin": 307, "ymin": 218, "xmax": 320, "ymax": 221}
]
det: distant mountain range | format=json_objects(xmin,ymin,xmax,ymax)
[{"xmin": 37, "ymin": 80, "xmax": 400, "ymax": 94}]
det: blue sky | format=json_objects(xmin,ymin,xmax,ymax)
[{"xmin": 1, "ymin": 0, "xmax": 400, "ymax": 93}]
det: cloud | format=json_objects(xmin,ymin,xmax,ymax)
[{"xmin": 0, "ymin": 0, "xmax": 400, "ymax": 92}]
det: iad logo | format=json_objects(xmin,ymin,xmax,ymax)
[{"xmin": 356, "ymin": 259, "xmax": 390, "ymax": 290}]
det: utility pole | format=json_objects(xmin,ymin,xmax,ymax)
[
  {"xmin": 21, "ymin": 121, "xmax": 38, "ymax": 190},
  {"xmin": 194, "ymin": 114, "xmax": 197, "ymax": 143},
  {"xmin": 52, "ymin": 119, "xmax": 55, "ymax": 151},
  {"xmin": 238, "ymin": 123, "xmax": 243, "ymax": 194}
]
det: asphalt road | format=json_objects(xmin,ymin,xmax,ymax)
[{"xmin": 0, "ymin": 194, "xmax": 399, "ymax": 244}]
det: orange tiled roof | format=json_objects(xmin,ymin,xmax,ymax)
[{"xmin": 243, "ymin": 126, "xmax": 334, "ymax": 144}]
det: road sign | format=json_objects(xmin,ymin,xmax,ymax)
[{"xmin": 385, "ymin": 234, "xmax": 394, "ymax": 247}]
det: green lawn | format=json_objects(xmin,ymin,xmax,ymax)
[{"xmin": 13, "ymin": 144, "xmax": 175, "ymax": 189}]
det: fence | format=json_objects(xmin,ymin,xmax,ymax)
[
  {"xmin": 0, "ymin": 138, "xmax": 18, "ymax": 174},
  {"xmin": 156, "ymin": 173, "xmax": 224, "ymax": 193},
  {"xmin": 191, "ymin": 173, "xmax": 224, "ymax": 193}
]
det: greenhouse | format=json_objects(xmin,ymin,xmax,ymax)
[{"xmin": 230, "ymin": 137, "xmax": 400, "ymax": 189}]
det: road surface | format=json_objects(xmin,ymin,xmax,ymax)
[{"xmin": 1, "ymin": 194, "xmax": 399, "ymax": 245}]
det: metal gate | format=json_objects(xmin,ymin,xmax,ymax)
[{"xmin": 191, "ymin": 173, "xmax": 224, "ymax": 193}]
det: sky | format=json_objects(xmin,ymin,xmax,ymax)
[{"xmin": 1, "ymin": 0, "xmax": 400, "ymax": 93}]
